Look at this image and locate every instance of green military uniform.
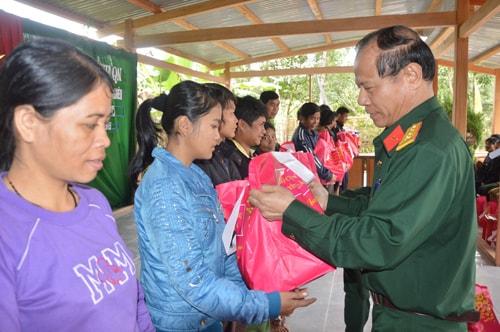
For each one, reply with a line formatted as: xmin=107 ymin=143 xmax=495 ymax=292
xmin=282 ymin=97 xmax=477 ymax=331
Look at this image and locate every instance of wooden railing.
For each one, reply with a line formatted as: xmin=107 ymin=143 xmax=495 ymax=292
xmin=347 ymin=153 xmax=374 ymax=189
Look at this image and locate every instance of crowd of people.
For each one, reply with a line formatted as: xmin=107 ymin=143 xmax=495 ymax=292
xmin=0 ymin=24 xmax=482 ymax=332
xmin=475 ymin=134 xmax=500 ymax=197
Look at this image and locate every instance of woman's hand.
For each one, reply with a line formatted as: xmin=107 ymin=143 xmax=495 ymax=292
xmin=279 ymin=288 xmax=316 ymax=316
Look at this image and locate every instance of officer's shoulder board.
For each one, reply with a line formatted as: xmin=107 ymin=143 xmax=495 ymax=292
xmin=396 ymin=121 xmax=422 ymax=151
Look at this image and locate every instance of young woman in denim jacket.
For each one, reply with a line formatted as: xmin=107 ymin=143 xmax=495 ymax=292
xmin=128 ymin=81 xmax=315 ymax=332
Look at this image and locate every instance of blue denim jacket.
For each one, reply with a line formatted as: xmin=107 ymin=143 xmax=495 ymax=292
xmin=134 ymin=148 xmax=279 ymax=331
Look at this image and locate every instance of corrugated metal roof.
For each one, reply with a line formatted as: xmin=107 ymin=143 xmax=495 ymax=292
xmin=11 ymin=0 xmax=500 ymax=71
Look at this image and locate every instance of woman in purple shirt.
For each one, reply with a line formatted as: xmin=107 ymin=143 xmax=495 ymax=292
xmin=0 ymin=39 xmax=153 ymax=332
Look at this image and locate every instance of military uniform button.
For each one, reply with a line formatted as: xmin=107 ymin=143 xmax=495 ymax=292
xmin=200 ymin=319 xmax=206 ymax=326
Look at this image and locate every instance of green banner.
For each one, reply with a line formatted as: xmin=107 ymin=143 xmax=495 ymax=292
xmin=22 ymin=19 xmax=137 ymax=209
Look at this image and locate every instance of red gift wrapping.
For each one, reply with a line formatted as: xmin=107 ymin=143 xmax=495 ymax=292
xmin=477 ymin=201 xmax=498 ymax=245
xmin=314 ymin=137 xmax=345 ymax=185
xmin=279 ymin=141 xmax=296 ymax=152
xmin=468 ymin=284 xmax=500 ymax=332
xmin=337 ymin=131 xmax=359 ymax=171
xmin=217 ymin=152 xmax=335 ymax=292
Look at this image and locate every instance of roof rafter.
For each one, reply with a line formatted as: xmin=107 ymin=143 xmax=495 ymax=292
xmin=470 ymin=44 xmax=500 ymax=64
xmin=426 ymin=0 xmax=444 ymax=13
xmin=459 ymin=0 xmax=500 ymax=38
xmin=430 ymin=0 xmax=499 ymax=66
xmin=306 ymin=0 xmax=332 ymax=44
xmin=432 ymin=30 xmax=456 ymax=59
xmin=127 ymin=0 xmax=162 ymax=14
xmin=171 ymin=18 xmax=249 ymax=59
xmin=97 ymin=0 xmax=258 ymax=37
xmin=235 ymin=5 xmax=289 ymax=52
xmin=429 ymin=26 xmax=455 ymax=57
xmin=126 ymin=0 xmax=250 ymax=62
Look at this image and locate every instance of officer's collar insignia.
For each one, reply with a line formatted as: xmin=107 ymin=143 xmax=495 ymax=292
xmin=396 ymin=122 xmax=422 ymax=151
xmin=383 ymin=125 xmax=404 ymax=152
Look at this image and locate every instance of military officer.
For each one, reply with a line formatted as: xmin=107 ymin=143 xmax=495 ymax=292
xmin=249 ymin=25 xmax=478 ymax=331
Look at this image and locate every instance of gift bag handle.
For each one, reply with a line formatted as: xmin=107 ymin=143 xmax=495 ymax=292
xmin=271 ymin=151 xmax=316 ymax=184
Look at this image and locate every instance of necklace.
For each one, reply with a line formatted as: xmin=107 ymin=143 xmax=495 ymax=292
xmin=5 ymin=175 xmax=78 ymax=208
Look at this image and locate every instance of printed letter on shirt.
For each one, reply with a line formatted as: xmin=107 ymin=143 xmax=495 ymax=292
xmin=73 ymin=242 xmax=136 ymax=304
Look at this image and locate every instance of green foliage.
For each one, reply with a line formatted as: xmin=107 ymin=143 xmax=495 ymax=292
xmin=436 ymin=66 xmax=494 ymax=153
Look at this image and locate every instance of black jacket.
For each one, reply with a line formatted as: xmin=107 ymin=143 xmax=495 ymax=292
xmin=194 ymin=141 xmax=242 ymax=187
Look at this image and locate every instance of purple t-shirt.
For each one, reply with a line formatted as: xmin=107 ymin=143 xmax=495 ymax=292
xmin=0 ymin=173 xmax=153 ymax=332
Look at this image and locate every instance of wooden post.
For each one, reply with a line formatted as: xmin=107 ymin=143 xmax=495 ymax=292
xmin=452 ymin=0 xmax=470 ymax=139
xmin=308 ymin=74 xmax=312 ymax=101
xmin=493 ymin=69 xmax=500 ymax=135
xmin=224 ymin=62 xmax=231 ymax=89
xmin=123 ymin=19 xmax=135 ymax=52
xmin=433 ymin=61 xmax=439 ymax=96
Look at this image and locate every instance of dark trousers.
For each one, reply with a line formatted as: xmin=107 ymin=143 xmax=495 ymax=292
xmin=344 ymin=268 xmax=370 ymax=332
xmin=340 ymin=173 xmax=349 ymax=193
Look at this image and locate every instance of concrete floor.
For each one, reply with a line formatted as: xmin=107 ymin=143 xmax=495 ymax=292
xmin=114 ymin=206 xmax=500 ymax=332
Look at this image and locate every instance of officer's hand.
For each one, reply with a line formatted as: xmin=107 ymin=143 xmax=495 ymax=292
xmin=279 ymin=288 xmax=316 ymax=316
xmin=249 ymin=184 xmax=295 ymax=221
xmin=308 ymin=180 xmax=328 ymax=211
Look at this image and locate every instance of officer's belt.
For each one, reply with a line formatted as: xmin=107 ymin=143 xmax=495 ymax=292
xmin=370 ymin=291 xmax=480 ymax=323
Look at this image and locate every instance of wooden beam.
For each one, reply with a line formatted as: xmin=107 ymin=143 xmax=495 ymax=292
xmin=493 ymin=69 xmax=500 ymax=141
xmin=307 ymin=0 xmax=332 ymax=44
xmin=429 ymin=26 xmax=454 ymax=50
xmin=426 ymin=0 xmax=444 ymax=13
xmin=460 ymin=0 xmax=500 ymax=38
xmin=471 ymin=44 xmax=500 ymax=64
xmin=432 ymin=34 xmax=455 ymax=60
xmin=123 ymin=19 xmax=135 ymax=52
xmin=235 ymin=5 xmax=289 ymax=52
xmin=127 ymin=0 xmax=251 ymax=62
xmin=224 ymin=62 xmax=231 ymax=88
xmin=452 ymin=0 xmax=470 ymax=139
xmin=470 ymin=0 xmax=488 ymax=6
xmin=230 ymin=66 xmax=354 ymax=78
xmin=477 ymin=236 xmax=498 ymax=266
xmin=208 ymin=39 xmax=359 ymax=71
xmin=437 ymin=59 xmax=496 ymax=75
xmin=136 ymin=54 xmax=225 ymax=83
xmin=375 ymin=0 xmax=383 ymax=16
xmin=127 ymin=0 xmax=162 ymax=14
xmin=156 ymin=47 xmax=215 ymax=68
xmin=97 ymin=0 xmax=257 ymax=37
xmin=133 ymin=11 xmax=456 ymax=48
xmin=171 ymin=18 xmax=249 ymax=60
